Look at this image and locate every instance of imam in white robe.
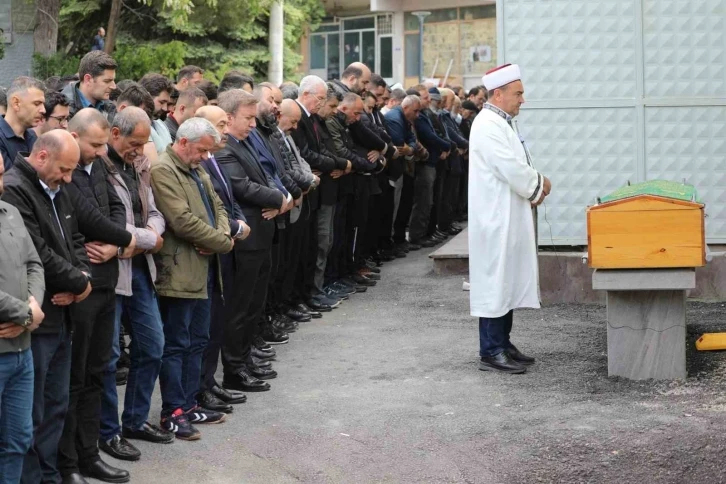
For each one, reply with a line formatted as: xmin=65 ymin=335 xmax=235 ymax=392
xmin=468 ymin=105 xmax=545 ymax=318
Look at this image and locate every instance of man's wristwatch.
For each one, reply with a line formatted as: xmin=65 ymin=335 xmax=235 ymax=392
xmin=21 ymin=308 xmax=33 ymax=328
xmin=117 ymin=246 xmax=123 ymax=258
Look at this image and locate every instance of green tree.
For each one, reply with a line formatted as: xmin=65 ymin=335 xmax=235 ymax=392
xmin=36 ymin=0 xmax=324 ymax=81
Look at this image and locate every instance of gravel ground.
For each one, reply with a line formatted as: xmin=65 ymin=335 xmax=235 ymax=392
xmin=105 ymin=245 xmax=726 ymax=484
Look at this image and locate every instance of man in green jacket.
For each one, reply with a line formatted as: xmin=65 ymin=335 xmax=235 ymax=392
xmin=150 ymin=117 xmax=233 ymax=441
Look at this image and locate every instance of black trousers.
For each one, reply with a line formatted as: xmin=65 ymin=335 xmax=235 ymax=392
xmin=352 ymin=182 xmax=371 ymax=265
xmin=302 ymin=203 xmax=319 ymax=299
xmin=58 ymin=289 xmax=116 ymax=475
xmin=393 ymin=174 xmax=415 ymax=244
xmin=376 ymin=177 xmax=396 ymax=250
xmin=428 ymin=165 xmax=447 ymax=236
xmin=221 ymin=247 xmax=271 ymax=376
xmin=266 ymin=227 xmax=285 ymax=317
xmin=440 ymin=172 xmax=461 ymax=231
xmin=325 ymin=195 xmax=349 ymax=285
xmin=291 ymin=199 xmax=313 ymax=304
xmin=201 ymin=251 xmax=234 ymax=391
xmin=280 ymin=218 xmax=302 ymax=308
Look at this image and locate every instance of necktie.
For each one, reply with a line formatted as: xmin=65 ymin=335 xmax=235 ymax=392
xmin=312 ymin=120 xmax=320 ymax=143
xmin=209 ymin=156 xmax=231 ymax=201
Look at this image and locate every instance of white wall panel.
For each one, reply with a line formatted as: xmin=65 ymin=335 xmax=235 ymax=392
xmin=498 ymin=0 xmax=726 ymax=245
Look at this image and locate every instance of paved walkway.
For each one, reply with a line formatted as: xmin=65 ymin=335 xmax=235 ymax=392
xmin=101 ymin=246 xmax=726 ymax=483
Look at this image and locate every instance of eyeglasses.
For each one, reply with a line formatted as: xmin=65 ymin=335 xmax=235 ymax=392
xmin=48 ymin=115 xmax=69 ymax=124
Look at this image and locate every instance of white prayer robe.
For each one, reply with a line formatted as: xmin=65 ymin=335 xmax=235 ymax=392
xmin=468 ymin=107 xmax=544 ymax=318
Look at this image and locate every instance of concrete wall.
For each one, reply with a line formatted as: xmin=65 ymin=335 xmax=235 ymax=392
xmin=0 ymin=0 xmax=36 ymax=87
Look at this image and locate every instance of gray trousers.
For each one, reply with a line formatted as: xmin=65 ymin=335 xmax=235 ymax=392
xmin=408 ymin=165 xmax=436 ymax=242
xmin=314 ymin=203 xmax=336 ymax=293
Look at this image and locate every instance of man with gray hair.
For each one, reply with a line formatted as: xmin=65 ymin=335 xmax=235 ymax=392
xmin=1 ymin=76 xmax=46 ymax=169
xmin=164 ymin=87 xmax=208 ymax=142
xmin=151 ymin=117 xmax=234 ymax=440
xmin=382 ymin=88 xmax=406 ymax=115
xmin=99 ymin=106 xmax=171 ymax=460
xmin=292 ymin=75 xmax=351 ymax=311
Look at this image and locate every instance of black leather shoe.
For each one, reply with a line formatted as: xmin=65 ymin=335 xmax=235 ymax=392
xmin=415 ymin=238 xmax=438 ymax=248
xmin=80 ymin=459 xmax=130 ymax=483
xmin=434 ymin=230 xmax=450 ymax=239
xmin=223 ymin=369 xmax=271 ymax=392
xmin=285 ymin=307 xmax=312 ymax=322
xmin=296 ymin=303 xmax=321 ymax=319
xmin=210 ymin=384 xmax=247 ymax=404
xmin=122 ymin=422 xmax=175 ymax=444
xmin=251 ymin=356 xmax=272 ymax=368
xmin=115 ymin=367 xmax=128 ymax=386
xmin=251 ymin=345 xmax=276 ymax=359
xmin=360 ymin=272 xmax=381 ymax=281
xmin=261 ymin=325 xmax=290 ymax=344
xmin=63 ymin=473 xmax=89 ymax=484
xmin=407 ymin=242 xmax=422 ymax=251
xmin=507 ymin=347 xmax=536 ymax=366
xmin=392 ymin=248 xmax=407 ymax=258
xmin=306 ymin=298 xmax=332 ymax=312
xmin=351 ymin=274 xmax=376 ymax=286
xmin=253 ymin=335 xmax=273 ymax=351
xmin=479 ymin=352 xmax=527 ymax=374
xmin=98 ymin=435 xmax=141 ymax=462
xmin=247 ymin=364 xmax=278 ymax=380
xmin=197 ymin=390 xmax=234 ymax=413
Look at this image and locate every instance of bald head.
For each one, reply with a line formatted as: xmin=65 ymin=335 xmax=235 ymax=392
xmin=69 ymin=108 xmax=111 ymax=165
xmin=195 ymin=104 xmax=229 ymax=149
xmin=68 ymin=107 xmax=110 ymax=136
xmin=278 ymin=98 xmax=302 ymax=134
xmin=29 ymin=130 xmax=81 ymax=189
xmin=340 ymin=62 xmax=372 ymax=94
xmin=338 ymin=93 xmax=365 ymax=125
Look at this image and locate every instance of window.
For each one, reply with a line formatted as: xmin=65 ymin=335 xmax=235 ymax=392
xmin=344 ymin=32 xmax=360 ymax=67
xmin=380 ymin=37 xmax=393 ymax=78
xmin=362 ymin=31 xmax=376 ymax=72
xmin=327 ymin=34 xmax=340 ymax=80
xmin=343 ymin=17 xmax=375 ymax=30
xmin=405 ymin=34 xmax=420 ymax=78
xmin=460 ymin=5 xmax=496 ymax=20
xmin=404 ymin=8 xmax=458 ymax=30
xmin=310 ymin=35 xmax=326 ymax=70
xmin=314 ymin=24 xmax=341 ymax=33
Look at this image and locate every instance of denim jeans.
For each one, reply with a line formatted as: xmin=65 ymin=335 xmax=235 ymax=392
xmin=158 ymin=275 xmax=213 ymax=415
xmin=22 ymin=326 xmax=72 ymax=484
xmin=0 ymin=348 xmax=34 ymax=484
xmin=479 ymin=311 xmax=514 ymax=358
xmin=100 ymin=266 xmax=164 ymax=440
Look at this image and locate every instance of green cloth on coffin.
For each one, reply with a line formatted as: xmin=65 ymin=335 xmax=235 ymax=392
xmin=600 ymin=180 xmax=700 ymax=204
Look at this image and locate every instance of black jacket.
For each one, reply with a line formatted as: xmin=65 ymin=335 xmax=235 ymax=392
xmin=291 ymin=102 xmax=347 ymax=208
xmin=61 ymin=81 xmax=113 ymax=120
xmin=67 ymin=160 xmax=132 ymax=289
xmin=201 ymin=155 xmax=246 ymax=237
xmin=165 ymin=115 xmax=180 ymax=142
xmin=215 ymin=136 xmax=282 ymax=251
xmin=255 ymin=118 xmax=302 ymax=201
xmin=2 ymin=155 xmax=91 ymax=333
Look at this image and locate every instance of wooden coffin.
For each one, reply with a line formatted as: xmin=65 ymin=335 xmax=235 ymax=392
xmin=587 ymin=193 xmax=705 ymax=269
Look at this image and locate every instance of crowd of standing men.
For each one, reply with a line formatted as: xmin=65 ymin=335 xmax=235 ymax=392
xmin=0 ymin=50 xmax=483 ymax=483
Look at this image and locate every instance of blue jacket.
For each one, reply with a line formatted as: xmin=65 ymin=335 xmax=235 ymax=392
xmin=414 ymin=112 xmax=453 ymax=167
xmin=201 ymin=154 xmax=246 ymax=237
xmin=384 ymin=106 xmax=417 ymax=149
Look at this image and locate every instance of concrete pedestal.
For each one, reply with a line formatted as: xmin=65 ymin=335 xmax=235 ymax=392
xmin=592 ymin=269 xmax=696 ymax=380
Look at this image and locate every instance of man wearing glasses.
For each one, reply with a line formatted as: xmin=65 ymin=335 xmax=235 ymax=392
xmin=34 ymin=91 xmax=71 ymax=136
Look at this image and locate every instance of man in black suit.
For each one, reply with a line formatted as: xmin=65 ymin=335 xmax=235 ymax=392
xmin=291 ymin=75 xmax=350 ymax=311
xmin=2 ymin=130 xmax=130 ymax=484
xmin=215 ymin=89 xmax=288 ymax=395
xmin=195 ymin=105 xmax=252 ymax=412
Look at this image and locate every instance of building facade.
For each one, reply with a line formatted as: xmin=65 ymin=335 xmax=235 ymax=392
xmin=0 ymin=0 xmax=35 ymax=87
xmin=303 ymin=0 xmax=496 ymax=89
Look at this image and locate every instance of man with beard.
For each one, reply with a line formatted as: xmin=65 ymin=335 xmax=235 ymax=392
xmin=1 ymin=77 xmax=45 ymax=169
xmin=33 ymin=91 xmax=71 ymax=136
xmin=249 ymin=82 xmax=300 ymax=342
xmin=138 ymin=73 xmax=174 ymax=154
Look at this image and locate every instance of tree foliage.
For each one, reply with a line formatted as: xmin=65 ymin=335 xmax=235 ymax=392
xmin=34 ymin=0 xmax=324 ymax=81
